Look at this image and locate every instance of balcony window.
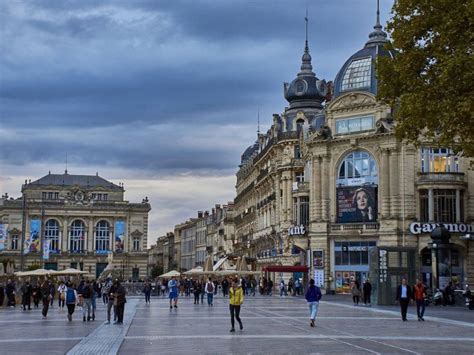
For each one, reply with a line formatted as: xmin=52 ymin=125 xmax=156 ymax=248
xmin=11 ymin=234 xmax=19 ymax=250
xmin=95 ymin=220 xmax=110 ymax=253
xmin=70 ymin=220 xmax=85 ymax=253
xmin=420 ymin=148 xmax=459 ymax=173
xmin=419 ymin=189 xmax=463 ymax=223
xmin=293 ymin=196 xmax=309 ymax=226
xmin=133 ymin=236 xmax=140 ymax=251
xmin=44 ymin=219 xmax=60 ymax=253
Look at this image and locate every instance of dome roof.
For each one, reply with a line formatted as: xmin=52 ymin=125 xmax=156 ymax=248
xmin=333 ymin=4 xmax=394 ymax=98
xmin=284 ymin=40 xmax=327 ymax=110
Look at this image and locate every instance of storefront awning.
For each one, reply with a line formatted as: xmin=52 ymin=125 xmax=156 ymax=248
xmin=263 ymin=265 xmax=309 ymax=273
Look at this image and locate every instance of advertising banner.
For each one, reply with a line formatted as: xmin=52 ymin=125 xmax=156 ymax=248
xmin=42 ymin=239 xmax=50 ymax=260
xmin=0 ymin=224 xmax=6 ymax=252
xmin=336 ymin=186 xmax=378 ymax=223
xmin=115 ymin=220 xmax=125 ymax=253
xmin=312 ymin=250 xmax=324 ymax=269
xmin=25 ymin=219 xmax=41 ymax=254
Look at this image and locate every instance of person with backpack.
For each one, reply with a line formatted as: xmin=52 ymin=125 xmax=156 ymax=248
xmin=65 ymin=282 xmax=78 ymax=322
xmin=205 ymin=278 xmax=215 ymax=306
xmin=305 ymin=279 xmax=322 ymax=327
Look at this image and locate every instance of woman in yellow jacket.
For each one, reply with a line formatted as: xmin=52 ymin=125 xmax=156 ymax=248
xmin=229 ymin=279 xmax=244 ymax=332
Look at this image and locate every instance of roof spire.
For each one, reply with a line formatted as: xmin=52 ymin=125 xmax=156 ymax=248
xmin=65 ymin=153 xmax=68 ymax=174
xmin=257 ymin=108 xmax=260 ymax=135
xmin=300 ymin=8 xmax=313 ymax=74
xmin=365 ymin=0 xmax=388 ymax=47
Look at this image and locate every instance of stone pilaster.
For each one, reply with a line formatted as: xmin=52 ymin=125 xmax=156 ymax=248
xmin=321 ymin=155 xmax=330 ymax=221
xmin=381 ymin=149 xmax=391 ymax=218
xmin=389 ymin=150 xmax=399 ymax=218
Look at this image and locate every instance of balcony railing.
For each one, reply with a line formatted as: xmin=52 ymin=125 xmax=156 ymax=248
xmin=330 ymin=222 xmax=380 ymax=232
xmin=417 ymin=172 xmax=465 ymax=185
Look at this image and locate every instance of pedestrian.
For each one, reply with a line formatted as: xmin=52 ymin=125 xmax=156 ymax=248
xmin=396 ymin=277 xmax=412 ymax=321
xmin=250 ymin=277 xmax=257 ymax=296
xmin=241 ymin=278 xmax=247 ymax=296
xmin=222 ymin=278 xmax=229 ymax=297
xmin=57 ymin=281 xmax=67 ymax=310
xmin=65 ymin=282 xmax=77 ymax=322
xmin=305 ymin=279 xmax=322 ymax=327
xmin=82 ymin=280 xmax=93 ymax=322
xmin=351 ymin=280 xmax=361 ymax=305
xmin=205 ymin=278 xmax=215 ymax=306
xmin=193 ymin=280 xmax=202 ymax=304
xmin=41 ymin=280 xmax=51 ymax=318
xmin=0 ymin=282 xmax=4 ymax=306
xmin=229 ymin=279 xmax=243 ymax=332
xmin=49 ymin=281 xmax=56 ymax=307
xmin=6 ymin=279 xmax=16 ymax=308
xmin=280 ymin=279 xmax=288 ymax=297
xmin=168 ymin=277 xmax=179 ymax=309
xmin=200 ymin=279 xmax=206 ymax=304
xmin=114 ymin=280 xmax=126 ymax=324
xmin=413 ymin=278 xmax=427 ymax=321
xmin=32 ymin=283 xmax=41 ymax=308
xmin=363 ymin=279 xmax=372 ymax=306
xmin=267 ymin=279 xmax=273 ymax=296
xmin=105 ymin=279 xmax=117 ymax=324
xmin=103 ymin=279 xmax=112 ymax=304
xmin=21 ymin=281 xmax=32 ymax=311
xmin=294 ymin=278 xmax=301 ymax=296
xmin=288 ymin=278 xmax=294 ymax=296
xmin=91 ymin=280 xmax=99 ymax=320
xmin=143 ymin=280 xmax=151 ymax=304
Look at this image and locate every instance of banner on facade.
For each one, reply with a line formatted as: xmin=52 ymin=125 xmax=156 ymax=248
xmin=336 ymin=186 xmax=378 ymax=223
xmin=25 ymin=219 xmax=41 ymax=254
xmin=0 ymin=224 xmax=6 ymax=252
xmin=115 ymin=220 xmax=125 ymax=252
xmin=42 ymin=239 xmax=50 ymax=260
xmin=312 ymin=250 xmax=324 ymax=269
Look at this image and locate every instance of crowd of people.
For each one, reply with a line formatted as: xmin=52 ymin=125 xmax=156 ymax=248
xmin=0 ymin=277 xmax=127 ymax=324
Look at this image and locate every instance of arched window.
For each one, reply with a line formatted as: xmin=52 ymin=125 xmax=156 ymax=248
xmin=95 ymin=220 xmax=110 ymax=253
xmin=296 ymin=119 xmax=305 ymax=132
xmin=44 ymin=219 xmax=60 ymax=253
xmin=338 ymin=151 xmax=378 ymax=184
xmin=70 ymin=220 xmax=85 ymax=253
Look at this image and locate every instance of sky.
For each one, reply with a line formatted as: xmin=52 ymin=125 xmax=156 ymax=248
xmin=0 ymin=0 xmax=394 ymax=246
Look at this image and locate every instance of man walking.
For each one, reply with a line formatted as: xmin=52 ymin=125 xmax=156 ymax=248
xmin=305 ymin=279 xmax=322 ymax=327
xmin=82 ymin=280 xmax=93 ymax=322
xmin=105 ymin=279 xmax=117 ymax=324
xmin=143 ymin=280 xmax=151 ymax=304
xmin=114 ymin=280 xmax=126 ymax=324
xmin=21 ymin=281 xmax=32 ymax=311
xmin=6 ymin=279 xmax=15 ymax=308
xmin=396 ymin=277 xmax=412 ymax=321
xmin=229 ymin=279 xmax=243 ymax=332
xmin=414 ymin=278 xmax=427 ymax=321
xmin=205 ymin=278 xmax=214 ymax=306
xmin=41 ymin=280 xmax=51 ymax=318
xmin=168 ymin=277 xmax=179 ymax=309
xmin=363 ymin=279 xmax=372 ymax=306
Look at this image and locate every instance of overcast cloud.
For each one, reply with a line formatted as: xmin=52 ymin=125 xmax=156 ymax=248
xmin=0 ymin=0 xmax=393 ymax=244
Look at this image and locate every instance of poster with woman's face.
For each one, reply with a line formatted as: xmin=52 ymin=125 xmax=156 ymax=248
xmin=336 ymin=186 xmax=378 ymax=223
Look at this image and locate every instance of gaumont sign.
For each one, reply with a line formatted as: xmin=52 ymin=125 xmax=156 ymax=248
xmin=409 ymin=222 xmax=474 ymax=235
xmin=288 ymin=225 xmax=306 ymax=236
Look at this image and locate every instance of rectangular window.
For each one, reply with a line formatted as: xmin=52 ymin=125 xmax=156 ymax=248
xmin=299 ymin=196 xmax=309 ymax=226
xmin=133 ymin=237 xmax=140 ymax=251
xmin=433 ymin=189 xmax=457 ymax=223
xmin=419 ymin=190 xmax=429 ymax=222
xmin=420 ymin=148 xmax=459 ymax=173
xmin=335 ymin=115 xmax=375 ymax=134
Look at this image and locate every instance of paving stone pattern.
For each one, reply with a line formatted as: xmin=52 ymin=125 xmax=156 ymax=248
xmin=1 ymin=294 xmax=473 ymax=354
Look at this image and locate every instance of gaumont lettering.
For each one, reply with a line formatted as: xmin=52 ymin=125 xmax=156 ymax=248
xmin=288 ymin=225 xmax=306 ymax=236
xmin=409 ymin=222 xmax=474 ymax=235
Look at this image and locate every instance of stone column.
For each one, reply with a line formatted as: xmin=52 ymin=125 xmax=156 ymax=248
xmin=88 ymin=218 xmax=94 ymax=253
xmin=381 ymin=149 xmax=391 ymax=218
xmin=456 ymin=189 xmax=461 ymax=223
xmin=389 ymin=150 xmax=399 ymax=218
xmin=287 ymin=173 xmax=293 ymax=223
xmin=312 ymin=156 xmax=321 ymax=222
xmin=321 ymin=155 xmax=330 ymax=221
xmin=275 ymin=177 xmax=281 ymax=226
xmin=62 ymin=217 xmax=68 ymax=253
xmin=428 ymin=189 xmax=434 ymax=222
xmin=281 ymin=177 xmax=287 ymax=222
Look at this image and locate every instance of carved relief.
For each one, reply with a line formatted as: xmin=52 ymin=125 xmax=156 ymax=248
xmin=329 ymin=92 xmax=376 ymax=112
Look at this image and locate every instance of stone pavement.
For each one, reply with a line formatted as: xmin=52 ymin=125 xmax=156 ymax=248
xmin=1 ymin=294 xmax=473 ymax=354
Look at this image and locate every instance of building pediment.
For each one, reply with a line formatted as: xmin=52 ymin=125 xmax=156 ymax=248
xmin=327 ymin=91 xmax=376 ymax=113
xmin=131 ymin=229 xmax=143 ymax=237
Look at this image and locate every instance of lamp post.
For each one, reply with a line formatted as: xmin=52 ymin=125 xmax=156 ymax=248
xmin=430 ymin=226 xmax=452 ymax=291
xmin=20 ymin=191 xmax=26 ymax=271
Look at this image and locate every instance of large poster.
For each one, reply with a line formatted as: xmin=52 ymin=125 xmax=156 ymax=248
xmin=42 ymin=239 xmax=50 ymax=260
xmin=0 ymin=224 xmax=6 ymax=251
xmin=336 ymin=186 xmax=377 ymax=223
xmin=115 ymin=220 xmax=125 ymax=253
xmin=25 ymin=219 xmax=41 ymax=254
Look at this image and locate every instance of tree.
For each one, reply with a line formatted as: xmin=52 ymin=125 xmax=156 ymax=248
xmin=150 ymin=264 xmax=163 ymax=279
xmin=377 ymin=0 xmax=474 ymax=156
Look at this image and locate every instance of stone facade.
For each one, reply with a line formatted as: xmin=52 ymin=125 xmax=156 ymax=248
xmin=0 ymin=172 xmax=151 ymax=280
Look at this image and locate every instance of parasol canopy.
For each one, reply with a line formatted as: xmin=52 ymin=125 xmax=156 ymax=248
xmin=14 ymin=268 xmax=59 ymax=277
xmin=159 ymin=270 xmax=181 ymax=278
xmin=56 ymin=268 xmax=88 ymax=276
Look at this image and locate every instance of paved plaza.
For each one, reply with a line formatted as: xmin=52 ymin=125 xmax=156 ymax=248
xmin=1 ymin=295 xmax=473 ymax=354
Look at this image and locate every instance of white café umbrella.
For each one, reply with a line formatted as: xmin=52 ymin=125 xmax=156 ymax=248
xmin=159 ymin=270 xmax=181 ymax=278
xmin=56 ymin=268 xmax=88 ymax=276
